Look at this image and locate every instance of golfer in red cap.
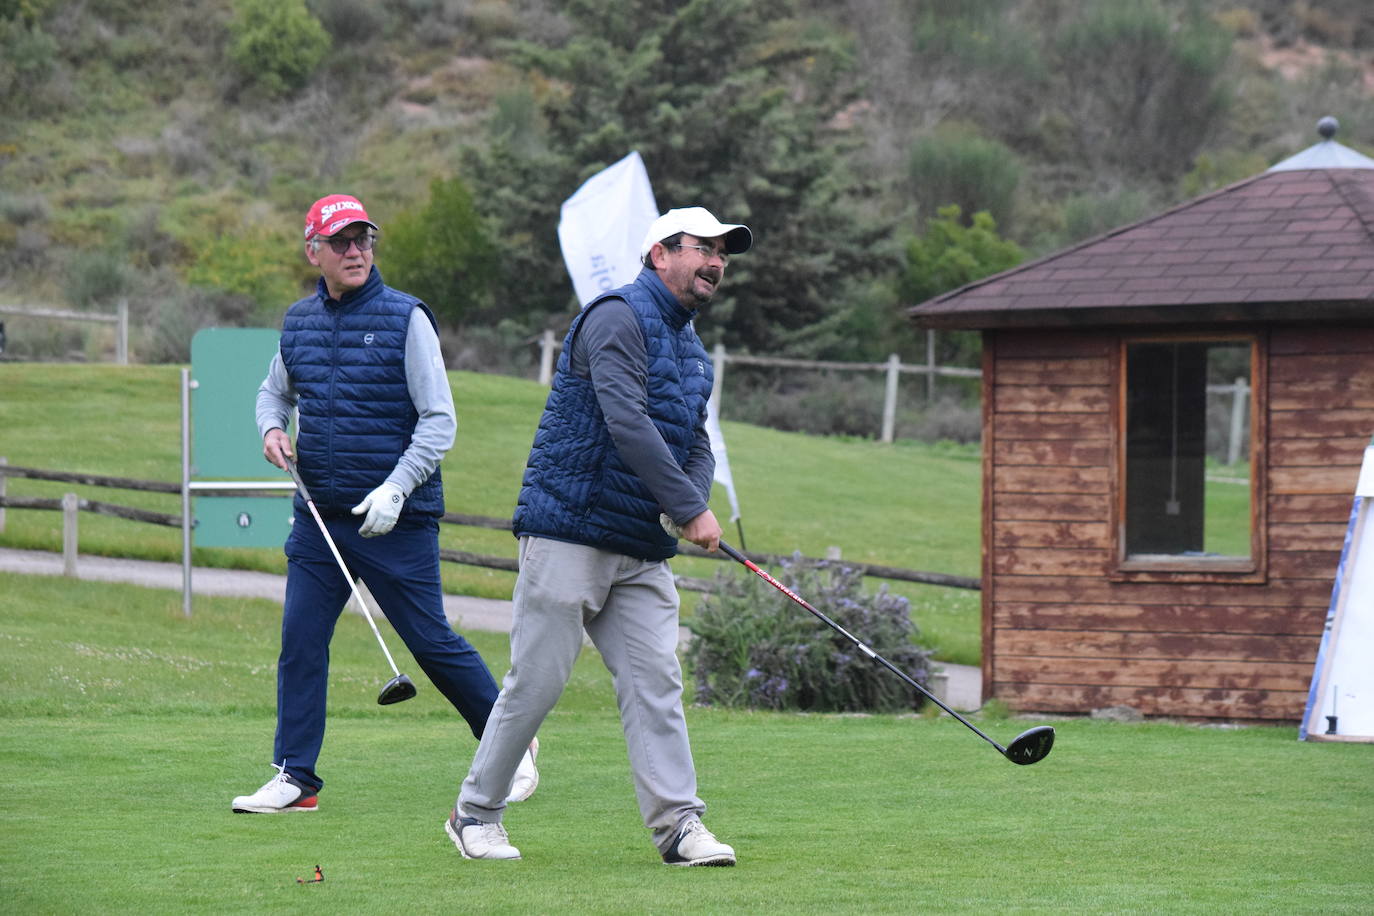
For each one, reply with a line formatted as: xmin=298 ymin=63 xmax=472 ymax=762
xmin=232 ymin=194 xmax=538 ymax=816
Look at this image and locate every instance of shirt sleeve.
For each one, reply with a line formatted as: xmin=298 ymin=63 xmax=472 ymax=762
xmin=389 ymin=306 xmax=457 ymax=496
xmin=573 ymin=299 xmax=712 ymax=523
xmin=255 ymin=348 xmax=297 ymax=440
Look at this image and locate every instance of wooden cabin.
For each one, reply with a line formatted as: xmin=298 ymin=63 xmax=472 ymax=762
xmin=909 ymin=122 xmax=1374 ymax=722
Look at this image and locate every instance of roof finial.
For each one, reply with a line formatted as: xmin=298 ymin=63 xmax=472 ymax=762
xmin=1318 ymin=116 xmax=1339 ymax=140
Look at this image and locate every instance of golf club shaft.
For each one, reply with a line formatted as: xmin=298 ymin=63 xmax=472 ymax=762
xmin=716 ymin=540 xmax=1009 ymax=755
xmin=284 ymin=460 xmax=403 ymax=679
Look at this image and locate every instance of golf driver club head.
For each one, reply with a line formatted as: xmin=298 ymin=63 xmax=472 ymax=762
xmin=377 ymin=673 xmax=417 ymax=705
xmin=1003 ymin=725 xmax=1055 ymax=765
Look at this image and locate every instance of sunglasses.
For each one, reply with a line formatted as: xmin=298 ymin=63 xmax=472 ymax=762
xmin=318 ymin=232 xmax=377 ymax=255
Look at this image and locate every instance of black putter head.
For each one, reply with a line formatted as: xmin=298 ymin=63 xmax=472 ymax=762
xmin=1004 ymin=725 xmax=1055 ymax=765
xmin=378 ymin=673 xmax=417 ymax=705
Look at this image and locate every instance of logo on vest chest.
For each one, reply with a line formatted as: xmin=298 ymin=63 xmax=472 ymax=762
xmin=696 ymin=359 xmax=705 ymax=375
xmin=364 ymin=333 xmax=375 ymax=345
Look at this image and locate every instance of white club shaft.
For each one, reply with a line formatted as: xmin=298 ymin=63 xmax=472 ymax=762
xmin=302 ymin=500 xmax=403 ymax=678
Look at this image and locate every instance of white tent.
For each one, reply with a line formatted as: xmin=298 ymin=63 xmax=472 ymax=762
xmin=1301 ymin=438 xmax=1374 ymax=742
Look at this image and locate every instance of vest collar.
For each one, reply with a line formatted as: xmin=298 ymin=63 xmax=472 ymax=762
xmin=317 ymin=266 xmax=384 ymax=310
xmin=635 ymin=268 xmax=697 ymax=330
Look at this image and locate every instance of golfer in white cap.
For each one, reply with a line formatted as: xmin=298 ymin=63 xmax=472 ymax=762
xmin=446 ymin=206 xmax=751 ymax=866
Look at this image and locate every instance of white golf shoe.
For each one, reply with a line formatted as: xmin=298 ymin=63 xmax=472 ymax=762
xmin=445 ymin=805 xmax=521 ymax=860
xmin=231 ymin=763 xmax=318 ymax=813
xmin=505 ymin=737 xmax=540 ymax=803
xmin=661 ymin=818 xmax=736 ymax=866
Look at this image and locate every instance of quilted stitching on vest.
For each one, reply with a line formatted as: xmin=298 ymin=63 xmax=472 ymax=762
xmin=513 ymin=269 xmax=712 ymax=560
xmin=280 ymin=268 xmax=445 ymax=518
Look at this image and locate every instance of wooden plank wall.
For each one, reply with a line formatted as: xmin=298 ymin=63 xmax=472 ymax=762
xmin=984 ymin=326 xmax=1374 ymax=722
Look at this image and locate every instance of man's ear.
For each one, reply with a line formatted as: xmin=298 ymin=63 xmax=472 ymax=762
xmin=304 ymin=241 xmax=320 ymax=267
xmin=647 ymin=241 xmax=667 ymax=272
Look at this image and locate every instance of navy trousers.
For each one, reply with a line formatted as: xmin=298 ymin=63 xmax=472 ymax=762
xmin=274 ymin=509 xmax=499 ymax=790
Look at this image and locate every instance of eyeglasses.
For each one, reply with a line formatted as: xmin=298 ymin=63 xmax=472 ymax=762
xmin=318 ymin=232 xmax=376 ymax=255
xmin=670 ymin=242 xmax=729 ymax=264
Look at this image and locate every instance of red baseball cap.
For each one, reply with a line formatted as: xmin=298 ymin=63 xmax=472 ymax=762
xmin=304 ymin=194 xmax=379 ymax=241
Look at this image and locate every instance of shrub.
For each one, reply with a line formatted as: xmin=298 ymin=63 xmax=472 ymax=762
xmin=310 ymin=0 xmax=389 ymax=44
xmin=383 ymin=175 xmax=499 ymax=326
xmin=909 ymin=128 xmax=1022 ymax=232
xmin=0 ymin=16 xmax=58 ymax=116
xmin=901 ymin=396 xmax=982 ymax=445
xmin=227 ymin=0 xmax=330 ymax=97
xmin=61 ymin=250 xmax=134 ymax=308
xmin=686 ymin=554 xmax=934 ymax=713
xmin=184 ymin=227 xmax=306 ymax=321
xmin=899 ymin=205 xmax=1025 ymax=307
xmin=722 ymin=368 xmax=885 ymax=439
xmin=1052 ymin=0 xmax=1232 ymax=179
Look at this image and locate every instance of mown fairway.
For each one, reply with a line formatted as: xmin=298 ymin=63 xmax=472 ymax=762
xmin=2 ymin=574 xmax=1371 ymax=914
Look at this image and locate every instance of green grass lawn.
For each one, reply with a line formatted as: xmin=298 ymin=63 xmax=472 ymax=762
xmin=0 ymin=364 xmax=983 ymax=664
xmin=3 ymin=573 xmax=1370 ymax=914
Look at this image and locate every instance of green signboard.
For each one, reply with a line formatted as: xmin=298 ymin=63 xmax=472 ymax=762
xmin=194 ymin=496 xmax=294 ymax=548
xmin=190 ymin=327 xmax=283 ymax=478
xmin=190 ymin=327 xmax=294 ymax=548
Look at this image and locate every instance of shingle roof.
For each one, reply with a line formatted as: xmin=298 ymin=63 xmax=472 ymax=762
xmin=909 ymin=168 xmax=1374 ymax=329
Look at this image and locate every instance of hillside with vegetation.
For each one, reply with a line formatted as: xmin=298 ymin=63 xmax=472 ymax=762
xmin=2 ymin=0 xmax=1371 ymax=389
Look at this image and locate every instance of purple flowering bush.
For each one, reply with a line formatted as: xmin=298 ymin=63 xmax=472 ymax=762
xmin=685 ymin=554 xmax=934 ymax=712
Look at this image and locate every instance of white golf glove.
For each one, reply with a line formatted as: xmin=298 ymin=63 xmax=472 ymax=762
xmin=352 ymin=482 xmax=404 ymax=537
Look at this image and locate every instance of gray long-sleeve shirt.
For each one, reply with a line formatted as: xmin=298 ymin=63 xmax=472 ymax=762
xmin=570 ymin=298 xmax=715 ymax=525
xmin=255 ymin=306 xmax=455 ymax=496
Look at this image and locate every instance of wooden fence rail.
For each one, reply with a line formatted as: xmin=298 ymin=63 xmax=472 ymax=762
xmin=0 ymin=301 xmax=129 ymax=364
xmin=536 ymin=330 xmax=982 ymax=443
xmin=0 ymin=461 xmax=978 ymax=592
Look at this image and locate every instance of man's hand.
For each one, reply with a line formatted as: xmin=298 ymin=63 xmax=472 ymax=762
xmin=352 ymin=482 xmax=405 ymax=537
xmin=679 ymin=508 xmax=722 ymax=552
xmin=263 ymin=428 xmax=294 ymax=470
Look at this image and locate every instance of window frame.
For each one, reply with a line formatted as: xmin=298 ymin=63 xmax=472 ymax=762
xmin=1110 ymin=331 xmax=1267 ymax=583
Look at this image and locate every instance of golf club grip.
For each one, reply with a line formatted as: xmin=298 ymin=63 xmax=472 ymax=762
xmin=717 ymin=539 xmax=1005 ymax=753
xmin=282 ymin=456 xmax=312 ymax=502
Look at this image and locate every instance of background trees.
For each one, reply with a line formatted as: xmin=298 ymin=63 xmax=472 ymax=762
xmin=0 ymin=0 xmax=1370 ymax=376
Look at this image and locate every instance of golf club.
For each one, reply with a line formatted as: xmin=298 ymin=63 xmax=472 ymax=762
xmin=284 ymin=457 xmax=417 ymax=705
xmin=663 ymin=517 xmax=1053 ymax=765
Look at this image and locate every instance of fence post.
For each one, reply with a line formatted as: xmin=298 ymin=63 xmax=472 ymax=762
xmin=0 ymin=456 xmax=6 ymax=533
xmin=1228 ymin=376 xmax=1249 ymax=466
xmin=881 ymin=353 xmax=900 ymax=443
xmin=925 ymin=330 xmax=936 ymax=403
xmin=62 ymin=492 xmax=79 ymax=576
xmin=116 ymin=299 xmax=129 ymax=365
xmin=538 ymin=329 xmax=555 ymax=386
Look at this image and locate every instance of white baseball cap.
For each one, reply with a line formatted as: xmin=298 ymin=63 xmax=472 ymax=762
xmin=639 ymin=206 xmax=752 ymax=259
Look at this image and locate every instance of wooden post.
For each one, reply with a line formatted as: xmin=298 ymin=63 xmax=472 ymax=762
xmin=925 ymin=330 xmax=936 ymax=403
xmin=0 ymin=456 xmax=6 ymax=533
xmin=62 ymin=492 xmax=79 ymax=576
xmin=116 ymin=299 xmax=129 ymax=365
xmin=1228 ymin=376 xmax=1249 ymax=466
xmin=881 ymin=353 xmax=900 ymax=443
xmin=538 ymin=329 xmax=555 ymax=386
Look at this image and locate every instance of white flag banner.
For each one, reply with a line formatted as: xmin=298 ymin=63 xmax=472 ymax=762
xmin=556 ymin=151 xmax=743 ymax=527
xmin=705 ymin=398 xmax=741 ymax=523
xmin=558 ymin=151 xmax=658 ymax=306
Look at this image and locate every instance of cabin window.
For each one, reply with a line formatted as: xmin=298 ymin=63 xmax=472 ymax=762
xmin=1119 ymin=337 xmax=1257 ymax=573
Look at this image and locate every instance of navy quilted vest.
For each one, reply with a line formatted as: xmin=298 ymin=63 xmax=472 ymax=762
xmin=512 ymin=269 xmax=713 ymax=561
xmin=280 ymin=267 xmax=445 ymax=518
